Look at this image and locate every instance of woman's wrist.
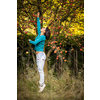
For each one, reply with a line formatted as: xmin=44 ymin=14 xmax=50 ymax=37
xmin=28 ymin=39 xmax=31 ymax=42
xmin=37 ymin=12 xmax=40 ymax=17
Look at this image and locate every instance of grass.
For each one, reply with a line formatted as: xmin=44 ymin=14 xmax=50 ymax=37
xmin=17 ymin=67 xmax=84 ymax=100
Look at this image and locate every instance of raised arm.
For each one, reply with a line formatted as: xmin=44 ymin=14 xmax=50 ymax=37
xmin=37 ymin=12 xmax=41 ymax=36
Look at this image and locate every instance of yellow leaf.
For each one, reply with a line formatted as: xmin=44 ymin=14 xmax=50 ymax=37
xmin=41 ymin=0 xmax=44 ymax=2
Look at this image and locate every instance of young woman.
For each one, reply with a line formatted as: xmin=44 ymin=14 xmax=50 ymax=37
xmin=28 ymin=12 xmax=50 ymax=92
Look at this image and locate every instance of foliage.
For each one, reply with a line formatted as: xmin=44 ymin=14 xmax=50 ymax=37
xmin=17 ymin=0 xmax=84 ymax=64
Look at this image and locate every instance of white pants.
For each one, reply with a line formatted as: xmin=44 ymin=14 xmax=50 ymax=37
xmin=36 ymin=52 xmax=46 ymax=86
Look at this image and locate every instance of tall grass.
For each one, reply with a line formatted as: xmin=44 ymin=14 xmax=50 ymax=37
xmin=17 ymin=66 xmax=84 ymax=100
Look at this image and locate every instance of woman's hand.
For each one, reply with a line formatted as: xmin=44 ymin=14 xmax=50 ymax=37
xmin=37 ymin=12 xmax=40 ymax=17
xmin=28 ymin=39 xmax=31 ymax=42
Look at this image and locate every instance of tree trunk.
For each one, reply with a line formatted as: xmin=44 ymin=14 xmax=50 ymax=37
xmin=74 ymin=50 xmax=76 ymax=75
xmin=28 ymin=43 xmax=37 ymax=68
xmin=82 ymin=51 xmax=84 ymax=68
xmin=43 ymin=46 xmax=48 ymax=75
xmin=31 ymin=49 xmax=37 ymax=68
xmin=75 ymin=49 xmax=78 ymax=75
xmin=59 ymin=56 xmax=63 ymax=74
xmin=44 ymin=47 xmax=54 ymax=75
xmin=44 ymin=59 xmax=48 ymax=76
xmin=26 ymin=48 xmax=30 ymax=68
xmin=68 ymin=48 xmax=72 ymax=68
xmin=59 ymin=57 xmax=60 ymax=73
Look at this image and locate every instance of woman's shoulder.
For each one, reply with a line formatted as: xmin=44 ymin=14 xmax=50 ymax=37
xmin=35 ymin=35 xmax=45 ymax=39
xmin=40 ymin=35 xmax=46 ymax=40
xmin=40 ymin=35 xmax=45 ymax=37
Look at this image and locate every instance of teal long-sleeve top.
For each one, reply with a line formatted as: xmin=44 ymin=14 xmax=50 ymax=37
xmin=29 ymin=17 xmax=46 ymax=52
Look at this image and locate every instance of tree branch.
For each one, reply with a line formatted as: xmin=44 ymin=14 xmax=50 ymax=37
xmin=46 ymin=48 xmax=54 ymax=59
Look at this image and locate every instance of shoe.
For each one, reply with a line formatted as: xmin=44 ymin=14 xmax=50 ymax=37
xmin=38 ymin=84 xmax=46 ymax=92
xmin=38 ymin=84 xmax=45 ymax=88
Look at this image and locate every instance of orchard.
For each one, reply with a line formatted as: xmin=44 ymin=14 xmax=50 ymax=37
xmin=17 ymin=0 xmax=84 ymax=76
xmin=17 ymin=0 xmax=84 ymax=99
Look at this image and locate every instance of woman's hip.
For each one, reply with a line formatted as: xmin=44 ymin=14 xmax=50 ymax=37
xmin=36 ymin=52 xmax=46 ymax=62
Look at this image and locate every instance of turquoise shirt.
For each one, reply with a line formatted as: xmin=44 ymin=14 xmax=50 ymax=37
xmin=29 ymin=17 xmax=46 ymax=52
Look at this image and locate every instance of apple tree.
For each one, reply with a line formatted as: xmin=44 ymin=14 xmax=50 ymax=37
xmin=17 ymin=0 xmax=84 ymax=75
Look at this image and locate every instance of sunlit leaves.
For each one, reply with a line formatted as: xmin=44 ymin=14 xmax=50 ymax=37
xmin=17 ymin=0 xmax=84 ymax=58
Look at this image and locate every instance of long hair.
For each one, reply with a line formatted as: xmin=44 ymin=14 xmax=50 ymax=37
xmin=44 ymin=27 xmax=50 ymax=40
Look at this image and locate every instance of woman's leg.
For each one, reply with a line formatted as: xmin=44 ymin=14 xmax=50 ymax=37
xmin=38 ymin=60 xmax=45 ymax=86
xmin=36 ymin=52 xmax=46 ymax=86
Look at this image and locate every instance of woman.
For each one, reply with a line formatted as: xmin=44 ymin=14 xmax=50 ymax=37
xmin=28 ymin=12 xmax=50 ymax=92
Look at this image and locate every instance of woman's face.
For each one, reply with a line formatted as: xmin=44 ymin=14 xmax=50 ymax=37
xmin=40 ymin=27 xmax=46 ymax=34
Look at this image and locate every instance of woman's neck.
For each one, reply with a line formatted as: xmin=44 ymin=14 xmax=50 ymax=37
xmin=40 ymin=32 xmax=44 ymax=35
